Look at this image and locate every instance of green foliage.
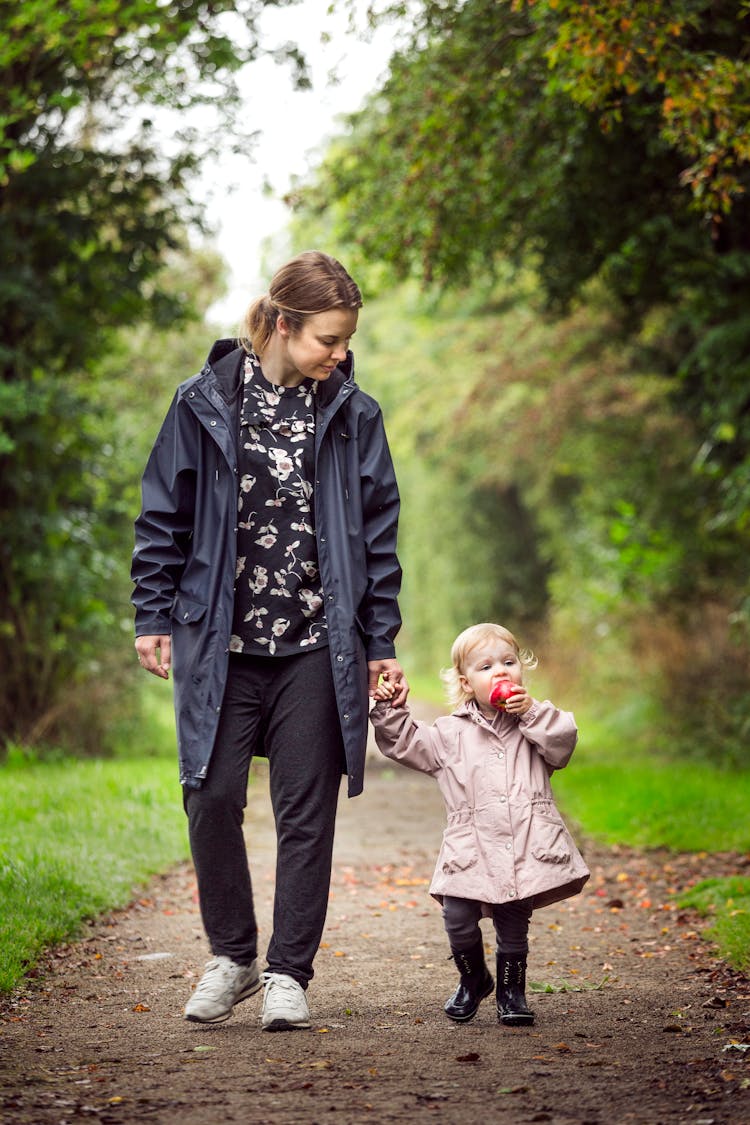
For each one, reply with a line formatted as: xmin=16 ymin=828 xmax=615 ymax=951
xmin=0 ymin=0 xmax=294 ymax=750
xmin=677 ymin=877 xmax=750 ymax=972
xmin=0 ymin=376 xmax=133 ymax=748
xmin=0 ymin=0 xmax=307 ymax=185
xmin=289 ymin=0 xmax=750 ymax=762
xmin=541 ymin=0 xmax=750 ymax=220
xmin=0 ymin=752 xmax=188 ymax=992
xmin=0 ymin=245 xmax=227 ymax=754
xmin=292 ymin=0 xmax=750 ymax=536
xmin=344 ymin=272 xmax=750 ymax=765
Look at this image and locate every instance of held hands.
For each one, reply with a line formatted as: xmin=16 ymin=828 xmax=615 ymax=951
xmin=135 ymin=635 xmax=171 ymax=680
xmin=368 ymin=658 xmax=409 ymax=707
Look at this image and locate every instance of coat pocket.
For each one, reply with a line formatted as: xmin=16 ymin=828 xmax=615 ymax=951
xmin=170 ymin=593 xmax=210 ymax=678
xmin=529 ymin=801 xmax=572 ymax=865
xmin=440 ymin=823 xmax=479 ymax=875
xmin=170 ymin=593 xmax=208 ymax=625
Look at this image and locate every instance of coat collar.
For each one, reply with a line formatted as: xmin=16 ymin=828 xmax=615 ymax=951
xmin=455 ymin=699 xmax=507 ymax=728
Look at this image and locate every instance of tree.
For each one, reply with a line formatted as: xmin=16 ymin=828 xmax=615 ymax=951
xmin=0 ymin=0 xmax=306 ymax=750
xmin=290 ymin=0 xmax=750 ymax=760
xmin=291 ymin=1 xmax=750 ymax=531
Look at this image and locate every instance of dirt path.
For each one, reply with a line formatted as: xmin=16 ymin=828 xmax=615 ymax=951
xmin=1 ymin=759 xmax=749 ymax=1125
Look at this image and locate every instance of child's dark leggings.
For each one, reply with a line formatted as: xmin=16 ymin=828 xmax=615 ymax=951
xmin=442 ymin=894 xmax=533 ymax=955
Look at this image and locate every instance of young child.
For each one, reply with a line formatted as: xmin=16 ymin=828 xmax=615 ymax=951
xmin=370 ymin=623 xmax=589 ymax=1026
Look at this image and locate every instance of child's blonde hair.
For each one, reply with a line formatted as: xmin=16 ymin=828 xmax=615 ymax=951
xmin=441 ymin=623 xmax=538 ymax=708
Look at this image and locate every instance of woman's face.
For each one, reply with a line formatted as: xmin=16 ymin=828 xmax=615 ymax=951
xmin=280 ymin=308 xmax=358 ymax=384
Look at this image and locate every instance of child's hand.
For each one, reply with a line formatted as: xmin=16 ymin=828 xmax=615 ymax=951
xmin=505 ymin=685 xmax=532 ymax=716
xmin=372 ymin=675 xmax=398 ymax=703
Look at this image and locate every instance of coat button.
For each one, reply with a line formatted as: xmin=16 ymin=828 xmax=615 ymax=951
xmin=210 ymin=420 xmax=217 ymax=427
xmin=508 ymin=889 xmax=516 ymax=898
xmin=343 ymin=713 xmax=350 ymax=721
xmin=336 ymin=654 xmax=344 ymax=662
xmin=497 ymin=751 xmax=504 ymax=760
xmin=499 ymin=795 xmax=507 ymax=803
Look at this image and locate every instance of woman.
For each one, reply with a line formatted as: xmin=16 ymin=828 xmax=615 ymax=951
xmin=132 ymin=251 xmax=407 ymax=1031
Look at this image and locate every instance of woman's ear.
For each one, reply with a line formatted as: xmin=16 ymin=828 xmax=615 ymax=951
xmin=276 ymin=314 xmax=290 ymax=339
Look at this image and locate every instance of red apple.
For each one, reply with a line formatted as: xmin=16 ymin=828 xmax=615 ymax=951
xmin=490 ymin=680 xmax=517 ymax=710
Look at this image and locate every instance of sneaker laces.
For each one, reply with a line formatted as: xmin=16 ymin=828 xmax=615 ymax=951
xmin=262 ymin=972 xmax=300 ymax=996
xmin=193 ymin=957 xmax=236 ymax=996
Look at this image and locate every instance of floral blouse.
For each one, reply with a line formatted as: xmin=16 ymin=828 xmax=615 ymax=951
xmin=230 ymin=352 xmax=327 ymax=656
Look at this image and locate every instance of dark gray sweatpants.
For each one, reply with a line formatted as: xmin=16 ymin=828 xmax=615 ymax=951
xmin=183 ymin=647 xmax=345 ymax=987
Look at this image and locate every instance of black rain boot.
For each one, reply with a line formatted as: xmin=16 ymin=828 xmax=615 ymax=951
xmin=496 ymin=953 xmax=534 ymax=1026
xmin=444 ymin=940 xmax=494 ymax=1022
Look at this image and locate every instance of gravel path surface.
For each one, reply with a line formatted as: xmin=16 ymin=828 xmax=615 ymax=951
xmin=2 ymin=759 xmax=749 ymax=1124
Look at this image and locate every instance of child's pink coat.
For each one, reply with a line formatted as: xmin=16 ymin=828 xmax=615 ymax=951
xmin=370 ymin=699 xmax=589 ymax=910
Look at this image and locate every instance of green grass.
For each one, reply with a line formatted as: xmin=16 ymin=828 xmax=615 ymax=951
xmin=549 ymin=698 xmax=750 ymax=972
xmin=675 ymin=878 xmax=750 ymax=973
xmin=551 ymin=703 xmax=750 ymax=852
xmin=0 ymin=750 xmax=188 ymax=993
xmin=554 ymin=753 xmax=750 ymax=852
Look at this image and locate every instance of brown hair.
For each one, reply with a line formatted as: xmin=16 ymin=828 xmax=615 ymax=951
xmin=239 ymin=250 xmax=363 ymax=355
xmin=441 ymin=622 xmax=538 ymax=708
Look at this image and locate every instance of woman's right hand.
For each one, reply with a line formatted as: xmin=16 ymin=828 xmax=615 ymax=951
xmin=135 ymin=635 xmax=172 ymax=679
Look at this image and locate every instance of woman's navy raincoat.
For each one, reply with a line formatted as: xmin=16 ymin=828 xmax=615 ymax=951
xmin=131 ymin=341 xmax=402 ymax=797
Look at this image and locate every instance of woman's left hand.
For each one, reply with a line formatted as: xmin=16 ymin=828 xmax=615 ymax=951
xmin=368 ymin=659 xmax=409 ymax=706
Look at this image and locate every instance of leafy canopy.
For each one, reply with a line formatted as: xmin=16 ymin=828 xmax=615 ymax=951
xmin=292 ymin=0 xmax=750 ymax=536
xmin=0 ymin=0 xmax=304 ymax=750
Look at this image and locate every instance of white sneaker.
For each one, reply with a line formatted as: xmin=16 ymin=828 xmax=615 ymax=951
xmin=184 ymin=956 xmax=261 ymax=1023
xmin=261 ymin=971 xmax=311 ymax=1031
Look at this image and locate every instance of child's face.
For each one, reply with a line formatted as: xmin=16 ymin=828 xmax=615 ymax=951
xmin=459 ymin=639 xmax=523 ymax=713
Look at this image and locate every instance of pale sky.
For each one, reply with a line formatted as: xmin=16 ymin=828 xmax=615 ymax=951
xmin=202 ymin=0 xmax=398 ymax=325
